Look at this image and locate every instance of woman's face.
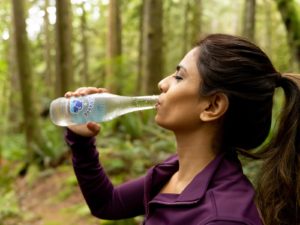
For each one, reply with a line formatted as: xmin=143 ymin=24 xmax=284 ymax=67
xmin=155 ymin=48 xmax=209 ymax=132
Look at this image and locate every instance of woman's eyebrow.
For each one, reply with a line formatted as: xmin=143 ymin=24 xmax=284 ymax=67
xmin=176 ymin=64 xmax=188 ymax=73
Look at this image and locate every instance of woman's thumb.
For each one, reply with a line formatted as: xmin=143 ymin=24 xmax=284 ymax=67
xmin=87 ymin=122 xmax=101 ymax=135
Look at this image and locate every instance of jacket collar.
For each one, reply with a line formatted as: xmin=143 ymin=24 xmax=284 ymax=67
xmin=145 ymin=153 xmax=225 ymax=205
xmin=177 ymin=154 xmax=224 ymax=202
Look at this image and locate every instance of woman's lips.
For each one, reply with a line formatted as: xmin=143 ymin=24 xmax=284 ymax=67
xmin=155 ymin=99 xmax=162 ymax=109
xmin=155 ymin=95 xmax=163 ymax=109
xmin=155 ymin=102 xmax=160 ymax=109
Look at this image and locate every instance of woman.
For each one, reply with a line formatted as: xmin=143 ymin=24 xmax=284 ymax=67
xmin=65 ymin=34 xmax=300 ymax=225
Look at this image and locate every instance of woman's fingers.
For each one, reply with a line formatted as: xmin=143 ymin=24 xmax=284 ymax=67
xmin=68 ymin=122 xmax=101 ymax=137
xmin=64 ymin=87 xmax=109 ymax=98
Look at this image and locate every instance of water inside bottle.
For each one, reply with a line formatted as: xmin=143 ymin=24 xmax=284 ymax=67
xmin=50 ymin=93 xmax=158 ymax=126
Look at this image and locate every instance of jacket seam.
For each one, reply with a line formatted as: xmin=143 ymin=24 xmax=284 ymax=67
xmin=209 ymin=191 xmax=218 ymax=217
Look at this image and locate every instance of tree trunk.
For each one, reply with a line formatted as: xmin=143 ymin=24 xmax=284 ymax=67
xmin=136 ymin=0 xmax=145 ymax=95
xmin=242 ymin=0 xmax=256 ymax=41
xmin=44 ymin=0 xmax=54 ymax=98
xmin=142 ymin=0 xmax=163 ymax=94
xmin=263 ymin=0 xmax=272 ymax=55
xmin=1 ymin=11 xmax=12 ymax=166
xmin=12 ymin=0 xmax=43 ymax=163
xmin=182 ymin=0 xmax=202 ymax=55
xmin=8 ymin=17 xmax=21 ymax=132
xmin=80 ymin=2 xmax=89 ymax=85
xmin=55 ymin=0 xmax=73 ymax=97
xmin=182 ymin=1 xmax=190 ymax=56
xmin=275 ymin=0 xmax=300 ymax=71
xmin=106 ymin=0 xmax=122 ymax=93
xmin=190 ymin=0 xmax=202 ymax=46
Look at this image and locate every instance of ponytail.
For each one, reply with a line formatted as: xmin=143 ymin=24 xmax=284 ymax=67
xmin=256 ymin=74 xmax=300 ymax=225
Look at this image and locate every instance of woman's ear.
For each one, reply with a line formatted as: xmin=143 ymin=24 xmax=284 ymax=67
xmin=200 ymin=93 xmax=229 ymax=122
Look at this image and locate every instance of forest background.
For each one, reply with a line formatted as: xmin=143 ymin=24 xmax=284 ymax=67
xmin=0 ymin=0 xmax=300 ymax=224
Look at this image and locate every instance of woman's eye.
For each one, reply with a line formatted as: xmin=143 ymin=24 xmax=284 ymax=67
xmin=174 ymin=74 xmax=183 ymax=81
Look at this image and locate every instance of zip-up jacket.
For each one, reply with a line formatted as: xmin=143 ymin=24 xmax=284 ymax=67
xmin=65 ymin=129 xmax=263 ymax=225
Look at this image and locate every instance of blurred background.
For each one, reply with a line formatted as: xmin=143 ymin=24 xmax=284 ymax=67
xmin=0 ymin=0 xmax=299 ymax=224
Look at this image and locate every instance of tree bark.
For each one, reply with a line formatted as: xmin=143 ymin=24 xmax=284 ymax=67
xmin=136 ymin=0 xmax=145 ymax=95
xmin=55 ymin=0 xmax=73 ymax=97
xmin=44 ymin=0 xmax=54 ymax=97
xmin=12 ymin=0 xmax=43 ymax=163
xmin=275 ymin=0 xmax=300 ymax=71
xmin=182 ymin=0 xmax=202 ymax=56
xmin=242 ymin=0 xmax=256 ymax=41
xmin=106 ymin=0 xmax=122 ymax=93
xmin=8 ymin=16 xmax=21 ymax=131
xmin=263 ymin=0 xmax=272 ymax=55
xmin=182 ymin=1 xmax=190 ymax=56
xmin=80 ymin=2 xmax=89 ymax=85
xmin=142 ymin=0 xmax=163 ymax=94
xmin=190 ymin=0 xmax=202 ymax=45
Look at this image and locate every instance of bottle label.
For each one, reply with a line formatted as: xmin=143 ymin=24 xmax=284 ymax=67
xmin=70 ymin=96 xmax=95 ymax=118
xmin=83 ymin=96 xmax=95 ymax=117
xmin=70 ymin=98 xmax=84 ymax=114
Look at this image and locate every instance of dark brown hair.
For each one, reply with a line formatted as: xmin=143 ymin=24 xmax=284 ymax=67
xmin=196 ymin=34 xmax=300 ymax=225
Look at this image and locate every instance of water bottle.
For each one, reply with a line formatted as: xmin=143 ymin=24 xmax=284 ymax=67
xmin=50 ymin=93 xmax=159 ymax=126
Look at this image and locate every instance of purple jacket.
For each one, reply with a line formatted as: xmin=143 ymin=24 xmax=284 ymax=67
xmin=65 ymin=129 xmax=263 ymax=225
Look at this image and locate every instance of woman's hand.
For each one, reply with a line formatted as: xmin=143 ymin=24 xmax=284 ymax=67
xmin=65 ymin=87 xmax=108 ymax=137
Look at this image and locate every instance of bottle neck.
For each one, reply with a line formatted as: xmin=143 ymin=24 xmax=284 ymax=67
xmin=132 ymin=95 xmax=159 ymax=108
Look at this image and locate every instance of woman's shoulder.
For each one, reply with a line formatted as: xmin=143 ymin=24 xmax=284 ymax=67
xmin=206 ymin=157 xmax=262 ymax=225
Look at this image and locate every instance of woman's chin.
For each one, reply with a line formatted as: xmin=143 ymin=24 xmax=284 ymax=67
xmin=154 ymin=117 xmax=172 ymax=131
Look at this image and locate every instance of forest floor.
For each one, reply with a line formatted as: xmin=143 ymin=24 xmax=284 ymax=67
xmin=4 ymin=166 xmax=102 ymax=225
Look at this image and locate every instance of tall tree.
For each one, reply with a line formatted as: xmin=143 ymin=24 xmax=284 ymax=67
xmin=11 ymin=0 xmax=44 ymax=163
xmin=182 ymin=0 xmax=202 ymax=55
xmin=80 ymin=2 xmax=89 ymax=85
xmin=136 ymin=0 xmax=145 ymax=95
xmin=0 ymin=2 xmax=11 ymax=166
xmin=106 ymin=0 xmax=122 ymax=93
xmin=275 ymin=0 xmax=300 ymax=71
xmin=7 ymin=13 xmax=21 ymax=131
xmin=182 ymin=1 xmax=190 ymax=56
xmin=44 ymin=0 xmax=54 ymax=97
xmin=242 ymin=0 xmax=256 ymax=41
xmin=263 ymin=0 xmax=273 ymax=54
xmin=190 ymin=0 xmax=202 ymax=45
xmin=142 ymin=0 xmax=163 ymax=94
xmin=55 ymin=0 xmax=73 ymax=97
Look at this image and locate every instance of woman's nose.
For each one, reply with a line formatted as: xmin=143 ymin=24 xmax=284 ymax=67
xmin=158 ymin=76 xmax=169 ymax=92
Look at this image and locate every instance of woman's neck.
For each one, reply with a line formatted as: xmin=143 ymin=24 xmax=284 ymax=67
xmin=163 ymin=125 xmax=220 ymax=193
xmin=160 ymin=124 xmax=222 ymax=194
xmin=174 ymin=128 xmax=219 ymax=182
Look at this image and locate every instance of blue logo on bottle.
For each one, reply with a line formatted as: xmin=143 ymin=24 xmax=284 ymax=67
xmin=70 ymin=98 xmax=83 ymax=114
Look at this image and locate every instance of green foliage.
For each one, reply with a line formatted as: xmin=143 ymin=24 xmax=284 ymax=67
xmin=100 ymin=116 xmax=175 ymax=184
xmin=101 ymin=218 xmax=139 ymax=225
xmin=0 ymin=190 xmax=21 ymax=221
xmin=56 ymin=170 xmax=79 ymax=201
xmin=39 ymin=120 xmax=67 ymax=166
xmin=2 ymin=133 xmax=27 ymax=161
xmin=0 ymin=164 xmax=22 ymax=222
xmin=119 ymin=113 xmax=143 ymax=138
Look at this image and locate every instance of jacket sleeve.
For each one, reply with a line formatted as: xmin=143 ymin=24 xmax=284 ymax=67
xmin=65 ymin=129 xmax=145 ymax=219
